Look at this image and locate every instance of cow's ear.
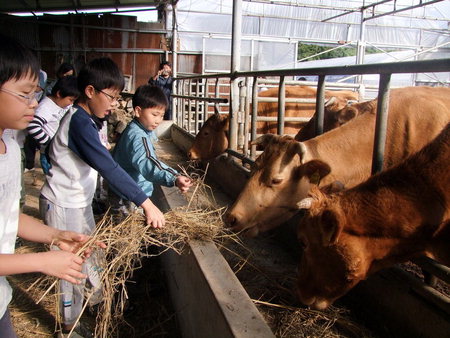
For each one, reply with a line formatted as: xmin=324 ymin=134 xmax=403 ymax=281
xmin=320 ymin=209 xmax=343 ymax=246
xmin=335 ymin=106 xmax=357 ymax=125
xmin=320 ymin=181 xmax=345 ymax=194
xmin=251 ymin=134 xmax=277 ymax=150
xmin=299 ymin=160 xmax=331 ymax=185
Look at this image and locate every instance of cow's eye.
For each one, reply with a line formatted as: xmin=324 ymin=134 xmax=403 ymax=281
xmin=298 ymin=238 xmax=308 ymax=250
xmin=271 ymin=178 xmax=283 ymax=185
xmin=202 ymin=131 xmax=209 ymax=136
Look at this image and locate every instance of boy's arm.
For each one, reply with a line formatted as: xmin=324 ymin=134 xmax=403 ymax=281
xmin=27 ymin=115 xmax=51 ymax=146
xmin=0 ymin=251 xmax=86 ymax=284
xmin=17 ymin=213 xmax=88 ymax=247
xmin=0 ymin=213 xmax=98 ymax=284
xmin=131 ymin=136 xmax=178 ymax=187
xmin=68 ymin=115 xmax=148 ymax=207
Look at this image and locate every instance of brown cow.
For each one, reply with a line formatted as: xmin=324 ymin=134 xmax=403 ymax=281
xmin=294 ymin=98 xmax=373 ymax=141
xmin=188 ymin=86 xmax=359 ymax=161
xmin=295 ymin=123 xmax=450 ymax=310
xmin=225 ymin=86 xmax=450 ymax=237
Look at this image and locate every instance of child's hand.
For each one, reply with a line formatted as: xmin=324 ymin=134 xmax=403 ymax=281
xmin=54 ymin=230 xmax=106 ymax=258
xmin=39 ymin=250 xmax=87 ymax=284
xmin=141 ymin=199 xmax=165 ymax=228
xmin=175 ymin=176 xmax=193 ymax=193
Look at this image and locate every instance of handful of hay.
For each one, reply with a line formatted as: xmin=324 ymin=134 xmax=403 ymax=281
xmin=78 ymin=203 xmax=230 ymax=337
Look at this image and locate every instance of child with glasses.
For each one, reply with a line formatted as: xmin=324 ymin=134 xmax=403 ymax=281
xmin=39 ymin=57 xmax=169 ymax=336
xmin=0 ymin=34 xmax=103 ymax=338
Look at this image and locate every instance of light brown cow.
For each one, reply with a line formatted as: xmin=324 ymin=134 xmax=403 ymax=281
xmin=294 ymin=98 xmax=373 ymax=141
xmin=225 ymin=86 xmax=450 ymax=237
xmin=187 ymin=86 xmax=359 ymax=161
xmin=295 ymin=123 xmax=450 ymax=310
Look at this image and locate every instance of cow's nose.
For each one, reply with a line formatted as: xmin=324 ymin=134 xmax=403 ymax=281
xmin=224 ymin=212 xmax=238 ymax=228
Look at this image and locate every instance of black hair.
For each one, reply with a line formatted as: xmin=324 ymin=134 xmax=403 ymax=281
xmin=159 ymin=61 xmax=172 ymax=69
xmin=77 ymin=57 xmax=124 ymax=98
xmin=0 ymin=34 xmax=40 ymax=87
xmin=51 ymin=75 xmax=80 ymax=98
xmin=56 ymin=62 xmax=75 ymax=79
xmin=132 ymin=85 xmax=168 ymax=109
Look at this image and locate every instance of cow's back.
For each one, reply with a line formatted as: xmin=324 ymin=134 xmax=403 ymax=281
xmin=384 ymin=87 xmax=450 ymax=167
xmin=307 ymin=86 xmax=450 ymax=188
xmin=258 ymin=86 xmax=358 ymax=135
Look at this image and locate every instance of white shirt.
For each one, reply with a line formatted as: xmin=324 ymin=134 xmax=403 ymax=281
xmin=0 ymin=135 xmax=21 ymax=318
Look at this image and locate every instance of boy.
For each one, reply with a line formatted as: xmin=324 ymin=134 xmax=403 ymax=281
xmin=112 ymin=85 xmax=192 ymax=210
xmin=0 ymin=34 xmax=100 ymax=338
xmin=27 ymin=75 xmax=79 ymax=173
xmin=39 ymin=58 xmax=167 ymax=336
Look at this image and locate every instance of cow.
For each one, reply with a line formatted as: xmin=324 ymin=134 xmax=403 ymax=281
xmin=294 ymin=98 xmax=373 ymax=141
xmin=187 ymin=86 xmax=359 ymax=161
xmin=224 ymin=86 xmax=450 ymax=237
xmin=294 ymin=123 xmax=450 ymax=310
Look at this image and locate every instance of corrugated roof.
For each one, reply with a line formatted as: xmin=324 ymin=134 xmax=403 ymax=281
xmin=0 ymin=0 xmax=161 ymax=14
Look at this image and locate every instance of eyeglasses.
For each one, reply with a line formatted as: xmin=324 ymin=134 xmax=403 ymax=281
xmin=94 ymin=87 xmax=120 ymax=103
xmin=0 ymin=88 xmax=37 ymax=106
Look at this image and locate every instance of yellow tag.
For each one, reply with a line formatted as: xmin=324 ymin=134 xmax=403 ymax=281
xmin=310 ymin=171 xmax=321 ymax=185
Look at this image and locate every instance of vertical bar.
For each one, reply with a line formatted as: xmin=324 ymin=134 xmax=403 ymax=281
xmin=243 ymin=77 xmax=251 ymax=157
xmin=215 ymin=78 xmax=220 ymax=117
xmin=315 ymin=75 xmax=326 ymax=136
xmin=238 ymin=80 xmax=246 ymax=152
xmin=277 ymin=76 xmax=286 ymax=135
xmin=172 ymin=2 xmax=178 ymax=122
xmin=188 ymin=79 xmax=193 ymax=134
xmin=371 ymin=73 xmax=391 ymax=174
xmin=203 ymin=78 xmax=208 ymax=124
xmin=229 ymin=0 xmax=242 ymax=152
xmin=251 ymin=77 xmax=258 ymax=159
xmin=195 ymin=79 xmax=200 ymax=134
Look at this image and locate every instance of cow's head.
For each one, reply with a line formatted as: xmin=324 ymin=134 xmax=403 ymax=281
xmin=295 ymin=187 xmax=367 ymax=310
xmin=188 ymin=113 xmax=229 ymax=161
xmin=295 ymin=96 xmax=363 ymax=141
xmin=224 ymin=134 xmax=331 ymax=237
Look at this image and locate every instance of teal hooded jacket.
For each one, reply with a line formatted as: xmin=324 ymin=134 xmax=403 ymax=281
xmin=112 ymin=119 xmax=178 ymax=198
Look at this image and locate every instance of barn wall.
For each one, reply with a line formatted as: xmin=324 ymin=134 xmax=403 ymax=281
xmin=0 ymin=13 xmax=168 ymax=93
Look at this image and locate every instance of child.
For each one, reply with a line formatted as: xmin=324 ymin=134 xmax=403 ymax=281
xmin=112 ymin=85 xmax=192 ymax=211
xmin=39 ymin=58 xmax=168 ymax=336
xmin=27 ymin=75 xmax=79 ymax=173
xmin=0 ymin=34 xmax=100 ymax=338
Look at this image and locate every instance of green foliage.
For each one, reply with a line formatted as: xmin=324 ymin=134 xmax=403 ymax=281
xmin=298 ymin=44 xmax=378 ymax=61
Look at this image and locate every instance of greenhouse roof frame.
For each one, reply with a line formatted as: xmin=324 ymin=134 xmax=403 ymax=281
xmin=0 ymin=0 xmax=162 ymax=15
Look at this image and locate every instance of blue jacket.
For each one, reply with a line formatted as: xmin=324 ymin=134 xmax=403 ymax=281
xmin=113 ymin=119 xmax=178 ymax=197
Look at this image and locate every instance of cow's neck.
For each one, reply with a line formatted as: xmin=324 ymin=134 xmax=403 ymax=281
xmin=302 ymin=113 xmax=376 ymax=187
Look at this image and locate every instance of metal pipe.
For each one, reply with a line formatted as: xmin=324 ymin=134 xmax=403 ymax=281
xmin=251 ymin=77 xmax=259 ymax=159
xmin=371 ymin=73 xmax=391 ymax=174
xmin=315 ymin=75 xmax=326 ymax=136
xmin=229 ymin=0 xmax=243 ymax=152
xmin=277 ymin=76 xmax=286 ymax=135
xmin=171 ymin=94 xmax=228 ymax=103
xmin=175 ymin=59 xmax=450 ymax=80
